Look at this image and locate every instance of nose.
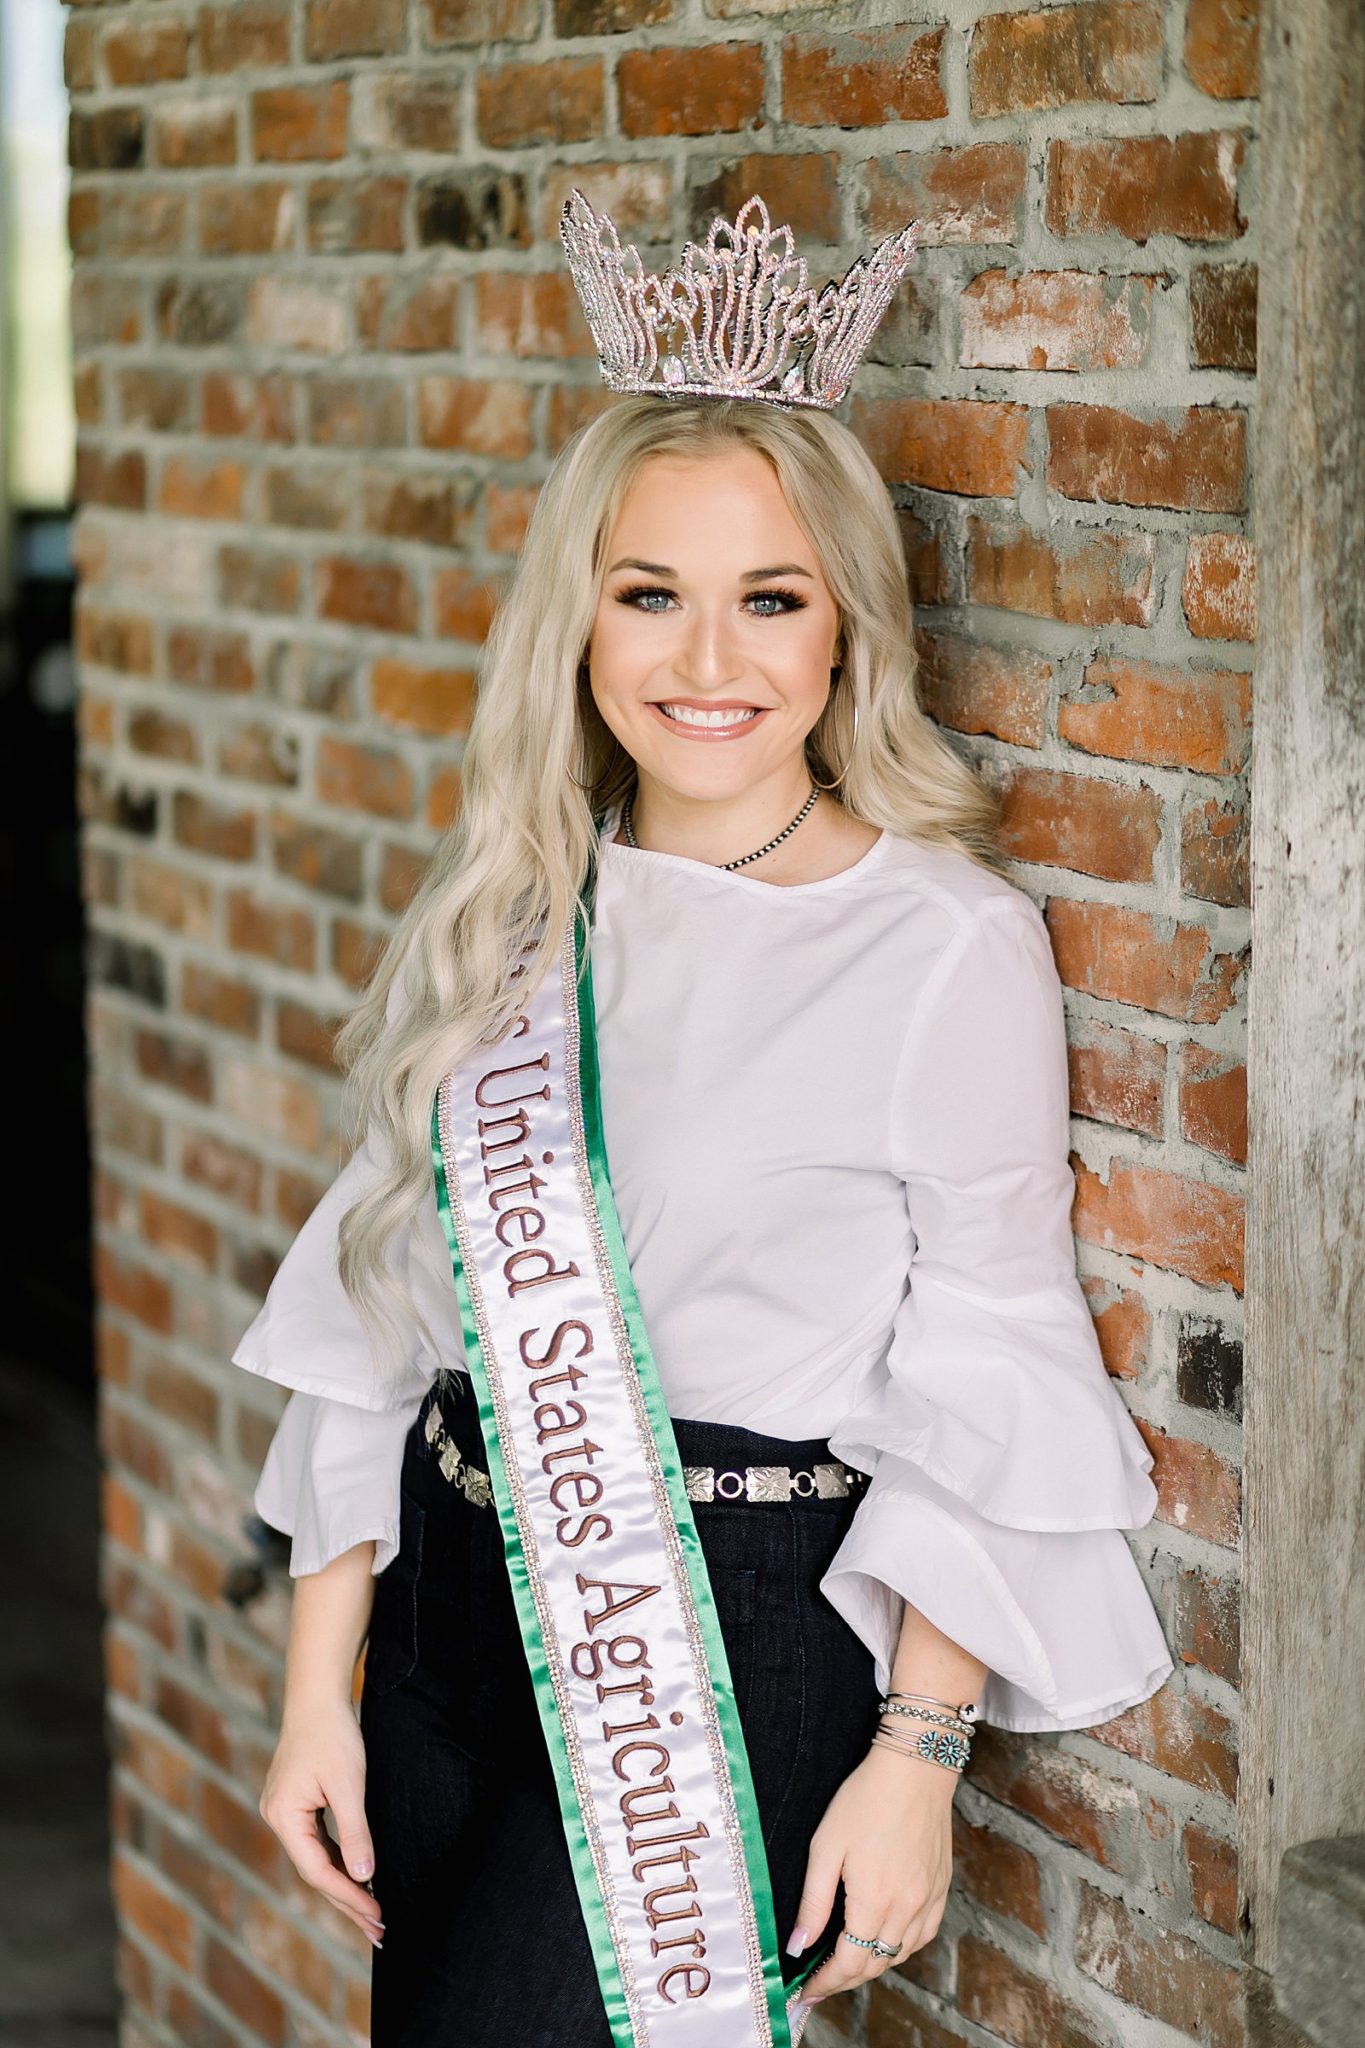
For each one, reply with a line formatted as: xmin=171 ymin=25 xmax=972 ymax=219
xmin=673 ymin=604 xmax=743 ymax=692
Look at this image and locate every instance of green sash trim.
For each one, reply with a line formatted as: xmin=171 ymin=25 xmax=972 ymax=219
xmin=428 ymin=833 xmax=833 ymax=2041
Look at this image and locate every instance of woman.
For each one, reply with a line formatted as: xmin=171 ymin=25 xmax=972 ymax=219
xmin=237 ymin=199 xmax=1173 ymax=2046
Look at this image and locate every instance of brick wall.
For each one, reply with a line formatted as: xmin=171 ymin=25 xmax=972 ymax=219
xmin=67 ymin=2 xmax=1257 ymax=2043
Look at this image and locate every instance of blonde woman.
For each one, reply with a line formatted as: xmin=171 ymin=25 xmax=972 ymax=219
xmin=236 ymin=196 xmax=1173 ymax=2047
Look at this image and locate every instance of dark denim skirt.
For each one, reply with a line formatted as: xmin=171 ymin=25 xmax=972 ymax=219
xmin=360 ymin=1368 xmax=881 ymax=2046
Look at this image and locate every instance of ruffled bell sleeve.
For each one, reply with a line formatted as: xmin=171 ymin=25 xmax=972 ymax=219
xmin=819 ymin=894 xmax=1175 ymax=1732
xmin=232 ymin=1119 xmax=462 ymax=1575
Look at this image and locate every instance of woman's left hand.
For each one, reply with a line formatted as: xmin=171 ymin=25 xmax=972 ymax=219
xmin=786 ymin=1744 xmax=956 ymax=2003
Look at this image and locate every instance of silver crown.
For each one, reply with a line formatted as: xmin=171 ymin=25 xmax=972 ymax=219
xmin=559 ymin=188 xmax=919 ymax=412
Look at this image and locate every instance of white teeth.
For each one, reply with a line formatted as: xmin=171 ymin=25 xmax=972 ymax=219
xmin=658 ymin=704 xmax=761 ymax=728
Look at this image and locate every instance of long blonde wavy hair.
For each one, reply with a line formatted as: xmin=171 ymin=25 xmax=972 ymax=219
xmin=333 ymin=394 xmax=1005 ymax=1395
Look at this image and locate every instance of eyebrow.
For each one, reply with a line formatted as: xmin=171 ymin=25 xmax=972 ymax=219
xmin=606 ymin=558 xmax=814 ymax=582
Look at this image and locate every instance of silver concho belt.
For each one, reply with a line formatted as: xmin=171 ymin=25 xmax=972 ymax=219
xmin=425 ymin=1403 xmax=867 ymax=1508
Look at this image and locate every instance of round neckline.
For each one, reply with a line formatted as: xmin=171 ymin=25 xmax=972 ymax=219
xmin=597 ymin=800 xmax=892 ymax=896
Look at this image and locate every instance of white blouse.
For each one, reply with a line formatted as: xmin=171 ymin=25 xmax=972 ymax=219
xmin=233 ymin=799 xmax=1174 ymax=1734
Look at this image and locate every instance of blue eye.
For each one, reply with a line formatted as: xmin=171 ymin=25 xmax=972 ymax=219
xmin=613 ymin=584 xmax=808 ymax=616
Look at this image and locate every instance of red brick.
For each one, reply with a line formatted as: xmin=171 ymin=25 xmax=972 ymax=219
xmin=968 ymin=1728 xmax=1144 ymax=1872
xmin=959 ymin=1934 xmax=1106 ymax=2048
xmin=96 ymin=1247 xmax=174 ymax=1335
xmin=427 ymin=0 xmax=541 ymax=43
xmin=1061 ymin=657 xmax=1250 ymax=773
xmin=478 ymin=57 xmax=604 ymax=147
xmin=1047 ymin=132 xmax=1247 ymax=243
xmin=1072 ymin=1154 xmax=1244 ymax=1292
xmin=251 ymin=82 xmax=349 ymax=162
xmin=961 ymin=268 xmax=1158 ymax=372
xmin=76 ymin=445 xmax=147 ymax=511
xmin=475 ymin=271 xmax=597 ymax=360
xmin=315 ymin=556 xmax=418 ymax=633
xmin=180 ymin=962 xmax=260 ymax=1040
xmin=153 ymin=98 xmax=238 ymax=169
xmin=1047 ymin=403 xmax=1247 ymax=513
xmin=914 ymin=632 xmax=1050 ymax=749
xmin=173 ymin=792 xmax=257 ymax=863
xmin=316 ymin=735 xmax=415 ymax=819
xmin=219 ymin=544 xmax=302 ymax=615
xmin=689 ymin=153 xmax=839 ymax=242
xmin=1096 ymin=1679 xmax=1236 ymax=1794
xmin=263 ymin=464 xmax=350 ymax=532
xmin=782 ymin=25 xmax=946 ymax=128
xmin=1069 ymin=1019 xmax=1166 ymax=1136
xmin=1074 ymin=1884 xmax=1243 ymax=2048
xmin=198 ymin=4 xmax=291 ymax=74
xmin=305 ymin=375 xmax=405 ymax=447
xmin=77 ymin=607 xmax=155 ymax=675
xmin=1046 ymin=898 xmax=1246 ymax=1024
xmin=998 ymin=767 xmax=1161 ymax=884
xmin=899 ymin=509 xmax=950 ymax=608
xmin=1179 ymin=1046 xmax=1247 ymax=1164
xmin=306 ymin=173 xmax=406 ymax=254
xmin=357 ymin=274 xmax=461 ymax=352
xmin=953 ymin=1811 xmax=1045 ymax=1936
xmin=204 ymin=1933 xmax=288 ymax=2044
xmin=619 ymin=43 xmax=766 ymax=138
xmin=1185 ymin=1822 xmax=1240 ymax=1935
xmin=226 ymin=890 xmax=317 ymax=971
xmin=416 ymin=376 xmax=533 ymax=458
xmin=128 ymin=858 xmax=216 ymax=941
xmin=1183 ymin=532 xmax=1255 ymax=640
xmin=379 ymin=840 xmax=429 ymax=913
xmin=1182 ymin=797 xmax=1249 ymax=909
xmin=433 ymin=567 xmax=498 ymax=644
xmin=426 ymin=763 xmax=464 ymax=830
xmin=269 ymin=812 xmax=365 ymax=900
xmin=183 ymin=1130 xmax=263 ymax=1212
xmin=485 ymin=483 xmax=540 ymax=555
xmin=362 ymin=468 xmax=478 ymax=547
xmin=111 ymin=1854 xmax=194 ymax=1970
xmin=1190 ymin=261 xmax=1256 ymax=370
xmin=372 ymin=658 xmax=478 ymax=737
xmin=276 ymin=1000 xmax=342 ymax=1074
xmin=128 ymin=708 xmax=200 ymax=764
xmin=852 ymin=398 xmax=1028 ymax=497
xmin=1085 ymin=1280 xmax=1153 ymax=1382
xmin=104 ymin=19 xmax=188 ymax=85
xmin=970 ymin=2 xmax=1163 ymax=117
xmin=1174 ymin=1561 xmax=1241 ymax=1685
xmin=218 ymin=720 xmax=300 ymax=787
xmin=1186 ymin=0 xmax=1261 ymax=101
xmin=198 ymin=181 xmax=296 ymax=257
xmin=967 ymin=517 xmax=1157 ymax=626
xmin=246 ymin=275 xmax=348 ymax=353
xmin=304 ymin=0 xmax=405 ymax=60
xmin=863 ymin=144 xmax=1027 ymax=246
xmin=202 ymin=369 xmax=298 ymax=440
xmin=160 ymin=454 xmax=245 ymax=521
xmin=540 ymin=159 xmax=672 ymax=241
xmin=546 ymin=383 xmax=616 ymax=454
xmin=557 ymin=0 xmax=669 ymax=29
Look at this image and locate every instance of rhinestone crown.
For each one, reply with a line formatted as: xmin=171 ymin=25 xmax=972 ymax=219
xmin=558 ymin=187 xmax=920 ymax=412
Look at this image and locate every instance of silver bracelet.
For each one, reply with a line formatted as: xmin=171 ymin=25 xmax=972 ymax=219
xmin=879 ymin=1701 xmax=973 ymax=1736
xmin=884 ymin=1689 xmax=978 ymax=1725
xmin=871 ymin=1727 xmax=970 ymax=1775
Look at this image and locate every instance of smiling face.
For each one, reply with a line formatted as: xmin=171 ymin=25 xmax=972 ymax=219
xmin=585 ymin=444 xmax=843 ymax=816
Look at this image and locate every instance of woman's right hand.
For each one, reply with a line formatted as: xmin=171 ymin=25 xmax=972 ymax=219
xmin=259 ymin=1698 xmax=385 ymax=1945
xmin=259 ymin=1538 xmax=386 ymax=1945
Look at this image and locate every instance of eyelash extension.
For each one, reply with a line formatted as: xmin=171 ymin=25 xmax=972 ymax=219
xmin=614 ymin=583 xmax=809 ymax=615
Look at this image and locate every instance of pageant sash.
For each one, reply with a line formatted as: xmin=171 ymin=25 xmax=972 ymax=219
xmin=430 ymin=854 xmax=826 ymax=2046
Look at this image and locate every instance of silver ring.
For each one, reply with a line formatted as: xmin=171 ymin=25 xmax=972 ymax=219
xmin=714 ymin=1469 xmax=745 ymax=1499
xmin=842 ymin=1932 xmax=898 ymax=1957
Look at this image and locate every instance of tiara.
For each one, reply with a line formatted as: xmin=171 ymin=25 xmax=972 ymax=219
xmin=558 ymin=188 xmax=919 ymax=412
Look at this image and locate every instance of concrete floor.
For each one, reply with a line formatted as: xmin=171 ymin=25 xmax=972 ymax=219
xmin=0 ymin=1355 xmax=118 ymax=2046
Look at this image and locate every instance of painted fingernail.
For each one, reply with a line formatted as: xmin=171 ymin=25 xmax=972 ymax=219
xmin=785 ymin=1926 xmax=809 ymax=1955
xmin=353 ymin=1857 xmax=374 ymax=1879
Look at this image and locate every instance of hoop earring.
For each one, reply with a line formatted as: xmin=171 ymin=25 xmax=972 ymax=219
xmin=809 ymin=677 xmax=858 ymax=791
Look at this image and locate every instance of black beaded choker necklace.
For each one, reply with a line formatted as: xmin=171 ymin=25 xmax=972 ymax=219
xmin=620 ymin=785 xmax=820 ymax=872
